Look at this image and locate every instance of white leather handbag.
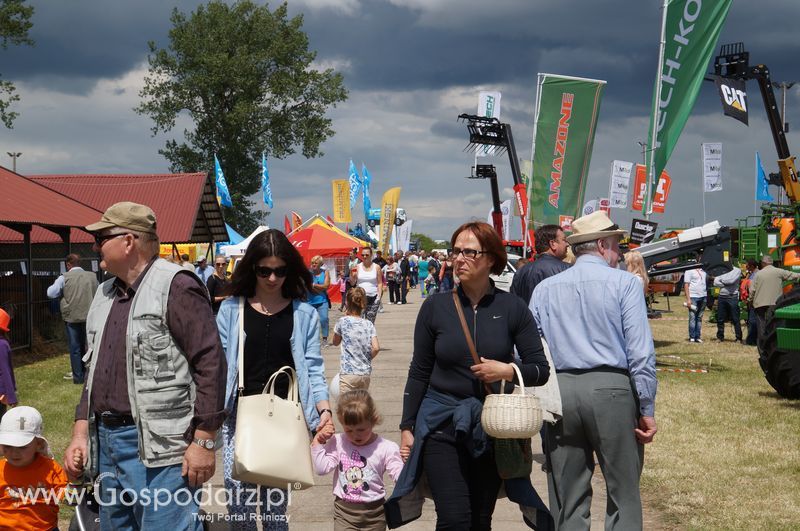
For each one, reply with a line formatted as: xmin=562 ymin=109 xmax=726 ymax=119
xmin=232 ymin=298 xmax=315 ymax=489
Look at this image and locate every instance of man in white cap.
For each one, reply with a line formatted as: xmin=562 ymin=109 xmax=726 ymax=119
xmin=531 ymin=210 xmax=657 ymax=530
xmin=63 ymin=201 xmax=226 ymax=530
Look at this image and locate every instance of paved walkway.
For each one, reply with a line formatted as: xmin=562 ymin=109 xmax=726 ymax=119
xmin=201 ymin=288 xmax=661 ymax=530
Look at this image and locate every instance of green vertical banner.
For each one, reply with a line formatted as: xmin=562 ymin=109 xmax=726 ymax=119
xmin=645 ymin=0 xmax=733 ymax=213
xmin=530 ymin=74 xmax=606 ymax=227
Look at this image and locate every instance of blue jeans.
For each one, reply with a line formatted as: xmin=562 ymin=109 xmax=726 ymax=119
xmin=65 ymin=322 xmax=87 ymax=383
xmin=746 ymin=307 xmax=758 ymax=345
xmin=311 ymin=301 xmax=329 ymax=339
xmin=97 ymin=424 xmax=203 ymax=530
xmin=688 ymin=297 xmax=707 ymax=340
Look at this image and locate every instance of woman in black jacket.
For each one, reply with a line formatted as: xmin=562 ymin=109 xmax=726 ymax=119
xmin=389 ymin=221 xmax=550 ymax=530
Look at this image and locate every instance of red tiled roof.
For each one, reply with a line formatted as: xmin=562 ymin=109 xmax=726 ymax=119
xmin=27 ymin=173 xmax=227 ymax=243
xmin=0 ymin=166 xmax=103 ymax=229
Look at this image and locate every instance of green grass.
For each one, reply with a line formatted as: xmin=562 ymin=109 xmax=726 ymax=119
xmin=643 ymin=305 xmax=800 ymax=530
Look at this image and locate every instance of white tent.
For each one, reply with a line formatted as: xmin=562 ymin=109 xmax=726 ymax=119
xmin=219 ymin=225 xmax=269 ymax=257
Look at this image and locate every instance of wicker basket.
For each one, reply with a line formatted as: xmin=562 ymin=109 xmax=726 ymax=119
xmin=481 ymin=363 xmax=543 ymax=439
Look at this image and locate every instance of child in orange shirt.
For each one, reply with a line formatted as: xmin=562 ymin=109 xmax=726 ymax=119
xmin=0 ymin=406 xmax=67 ymax=531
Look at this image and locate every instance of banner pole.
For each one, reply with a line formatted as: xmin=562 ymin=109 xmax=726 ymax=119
xmin=525 ymin=73 xmax=546 ymax=258
xmin=701 ymin=143 xmax=707 ymax=224
xmin=644 ymin=0 xmax=669 ymax=220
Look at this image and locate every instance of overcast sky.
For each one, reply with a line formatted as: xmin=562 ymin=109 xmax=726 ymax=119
xmin=2 ymin=0 xmax=800 ymax=240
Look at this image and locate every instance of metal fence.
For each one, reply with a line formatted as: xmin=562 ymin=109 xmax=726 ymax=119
xmin=0 ymin=252 xmax=98 ymax=350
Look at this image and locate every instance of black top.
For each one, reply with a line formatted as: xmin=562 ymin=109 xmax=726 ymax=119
xmin=509 ymin=254 xmax=570 ymax=306
xmin=242 ymin=301 xmax=294 ymax=398
xmin=400 ymin=284 xmax=549 ymax=430
xmin=206 ymin=274 xmax=229 ymax=315
xmin=374 ymin=257 xmax=387 ymax=268
xmin=442 ymin=261 xmax=454 ymax=281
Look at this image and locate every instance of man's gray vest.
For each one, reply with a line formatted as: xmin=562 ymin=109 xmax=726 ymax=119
xmin=61 ymin=268 xmax=98 ymax=323
xmin=84 ymin=259 xmax=197 ymax=469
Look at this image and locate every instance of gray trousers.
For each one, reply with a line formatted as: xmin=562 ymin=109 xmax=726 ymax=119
xmin=545 ymin=369 xmax=644 ymax=531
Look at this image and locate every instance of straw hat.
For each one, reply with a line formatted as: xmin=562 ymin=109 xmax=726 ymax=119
xmin=566 ymin=211 xmax=627 ymax=245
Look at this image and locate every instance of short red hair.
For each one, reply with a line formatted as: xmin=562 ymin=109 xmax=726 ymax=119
xmin=450 ymin=221 xmax=507 ymax=275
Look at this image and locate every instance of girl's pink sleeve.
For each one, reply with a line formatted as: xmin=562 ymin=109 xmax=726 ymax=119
xmin=311 ymin=437 xmax=340 ymax=476
xmin=383 ymin=441 xmax=405 ymax=482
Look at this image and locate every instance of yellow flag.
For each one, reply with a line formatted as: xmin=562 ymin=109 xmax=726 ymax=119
xmin=378 ymin=187 xmax=401 ymax=255
xmin=331 ymin=180 xmax=352 ymax=223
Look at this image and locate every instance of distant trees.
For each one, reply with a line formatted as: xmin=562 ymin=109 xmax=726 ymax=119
xmin=0 ymin=0 xmax=34 ymax=128
xmin=136 ymin=0 xmax=348 ymax=233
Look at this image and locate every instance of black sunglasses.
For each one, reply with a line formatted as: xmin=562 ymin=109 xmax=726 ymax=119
xmin=94 ymin=233 xmax=138 ymax=248
xmin=254 ymin=265 xmax=289 ymax=278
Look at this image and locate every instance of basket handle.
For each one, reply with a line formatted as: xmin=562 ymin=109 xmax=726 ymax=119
xmin=498 ymin=362 xmax=526 ymax=395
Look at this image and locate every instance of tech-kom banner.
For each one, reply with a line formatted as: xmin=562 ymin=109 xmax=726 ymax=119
xmin=632 ymin=164 xmax=672 ymax=214
xmin=378 ymin=187 xmax=401 ymax=256
xmin=644 ymin=0 xmax=733 ymax=213
xmin=530 ymin=73 xmax=606 ymax=226
xmin=331 ymin=180 xmax=351 ymax=223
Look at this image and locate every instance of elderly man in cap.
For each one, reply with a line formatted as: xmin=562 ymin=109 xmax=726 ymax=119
xmin=531 ymin=211 xmax=657 ymax=530
xmin=64 ymin=202 xmax=226 ymax=530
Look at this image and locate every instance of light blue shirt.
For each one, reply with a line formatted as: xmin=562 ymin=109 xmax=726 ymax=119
xmin=46 ymin=266 xmax=86 ymax=299
xmin=531 ymin=254 xmax=657 ymax=417
xmin=713 ymin=267 xmax=742 ymax=297
xmin=195 ymin=265 xmax=213 ymax=284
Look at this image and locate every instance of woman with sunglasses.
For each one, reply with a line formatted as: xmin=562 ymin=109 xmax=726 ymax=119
xmin=356 ymin=247 xmax=383 ymax=323
xmin=387 ymin=221 xmax=551 ymax=530
xmin=216 ymin=229 xmax=332 ymax=529
xmin=206 ymin=256 xmax=230 ymax=315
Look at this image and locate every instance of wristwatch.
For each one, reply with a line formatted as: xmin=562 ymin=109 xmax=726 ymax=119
xmin=193 ymin=438 xmax=216 ymax=450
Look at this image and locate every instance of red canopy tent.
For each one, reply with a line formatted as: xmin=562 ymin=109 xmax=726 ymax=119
xmin=289 ymin=223 xmax=366 ymax=303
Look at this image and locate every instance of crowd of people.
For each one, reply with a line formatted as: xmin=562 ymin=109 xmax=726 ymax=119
xmin=1 ymin=200 xmax=791 ymax=531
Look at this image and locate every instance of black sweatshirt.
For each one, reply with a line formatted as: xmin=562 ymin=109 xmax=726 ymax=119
xmin=400 ymin=284 xmax=550 ymax=430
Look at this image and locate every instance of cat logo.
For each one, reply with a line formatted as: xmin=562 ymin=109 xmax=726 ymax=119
xmin=720 ymin=83 xmax=747 ymax=112
xmin=713 ymin=75 xmax=749 ymax=125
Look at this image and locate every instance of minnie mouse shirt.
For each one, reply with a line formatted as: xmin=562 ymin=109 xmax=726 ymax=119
xmin=312 ymin=433 xmax=403 ymax=503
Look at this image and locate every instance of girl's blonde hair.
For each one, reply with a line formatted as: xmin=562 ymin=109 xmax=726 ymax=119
xmin=336 ymin=389 xmax=382 ymax=426
xmin=346 ymin=286 xmax=368 ymax=314
xmin=624 ymin=250 xmax=649 ymax=292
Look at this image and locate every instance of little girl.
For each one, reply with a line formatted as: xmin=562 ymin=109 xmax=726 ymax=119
xmin=332 ymin=287 xmax=379 ymax=393
xmin=311 ymin=390 xmax=403 ymax=531
xmin=0 ymin=309 xmax=17 ymax=419
xmin=337 ymin=269 xmax=348 ymax=311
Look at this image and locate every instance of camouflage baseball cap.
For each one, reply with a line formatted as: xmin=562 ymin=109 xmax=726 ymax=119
xmin=86 ymin=201 xmax=157 ymax=234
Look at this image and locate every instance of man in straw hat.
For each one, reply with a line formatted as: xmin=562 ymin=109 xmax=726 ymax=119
xmin=63 ymin=202 xmax=226 ymax=529
xmin=531 ymin=210 xmax=657 ymax=530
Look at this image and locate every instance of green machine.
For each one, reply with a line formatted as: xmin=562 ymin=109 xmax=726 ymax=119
xmin=717 ymin=43 xmax=800 ymax=398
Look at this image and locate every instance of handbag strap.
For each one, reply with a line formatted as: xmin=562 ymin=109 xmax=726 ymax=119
xmin=452 ymin=291 xmax=492 ymax=395
xmin=498 ymin=362 xmax=527 ymax=396
xmin=264 ymin=365 xmax=299 ymax=403
xmin=237 ymin=296 xmax=245 ymax=395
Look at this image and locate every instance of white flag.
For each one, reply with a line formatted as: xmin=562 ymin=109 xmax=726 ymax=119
xmin=396 ymin=220 xmax=413 ymax=252
xmin=609 ymin=160 xmax=633 ymax=208
xmin=486 ymin=200 xmax=512 ymax=240
xmin=702 ymin=142 xmax=723 ymax=192
xmin=476 ymin=91 xmax=502 ymax=157
xmin=582 ymin=199 xmax=599 ymax=216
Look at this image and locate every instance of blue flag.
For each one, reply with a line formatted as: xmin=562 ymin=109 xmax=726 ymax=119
xmin=348 ymin=160 xmax=361 ymax=209
xmin=756 ymin=151 xmax=773 ymax=202
xmin=261 ymin=153 xmax=273 ymax=208
xmin=362 ymin=163 xmax=372 ymax=213
xmin=215 ymin=155 xmax=233 ymax=207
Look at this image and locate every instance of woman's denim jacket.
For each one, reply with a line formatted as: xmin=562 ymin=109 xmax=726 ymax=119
xmin=216 ymin=297 xmax=328 ymax=431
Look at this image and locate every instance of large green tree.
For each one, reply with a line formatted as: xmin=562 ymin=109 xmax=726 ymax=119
xmin=136 ymin=0 xmax=347 ymax=232
xmin=0 ymin=0 xmax=33 ymax=129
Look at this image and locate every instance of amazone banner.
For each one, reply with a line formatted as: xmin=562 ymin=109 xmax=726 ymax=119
xmin=644 ymin=0 xmax=733 ymax=213
xmin=529 ymin=74 xmax=606 ymax=226
xmin=378 ymin=187 xmax=401 ymax=256
xmin=331 ymin=179 xmax=351 ymax=223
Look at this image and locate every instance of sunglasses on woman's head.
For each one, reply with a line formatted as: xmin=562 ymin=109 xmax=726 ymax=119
xmin=254 ymin=265 xmax=289 ymax=278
